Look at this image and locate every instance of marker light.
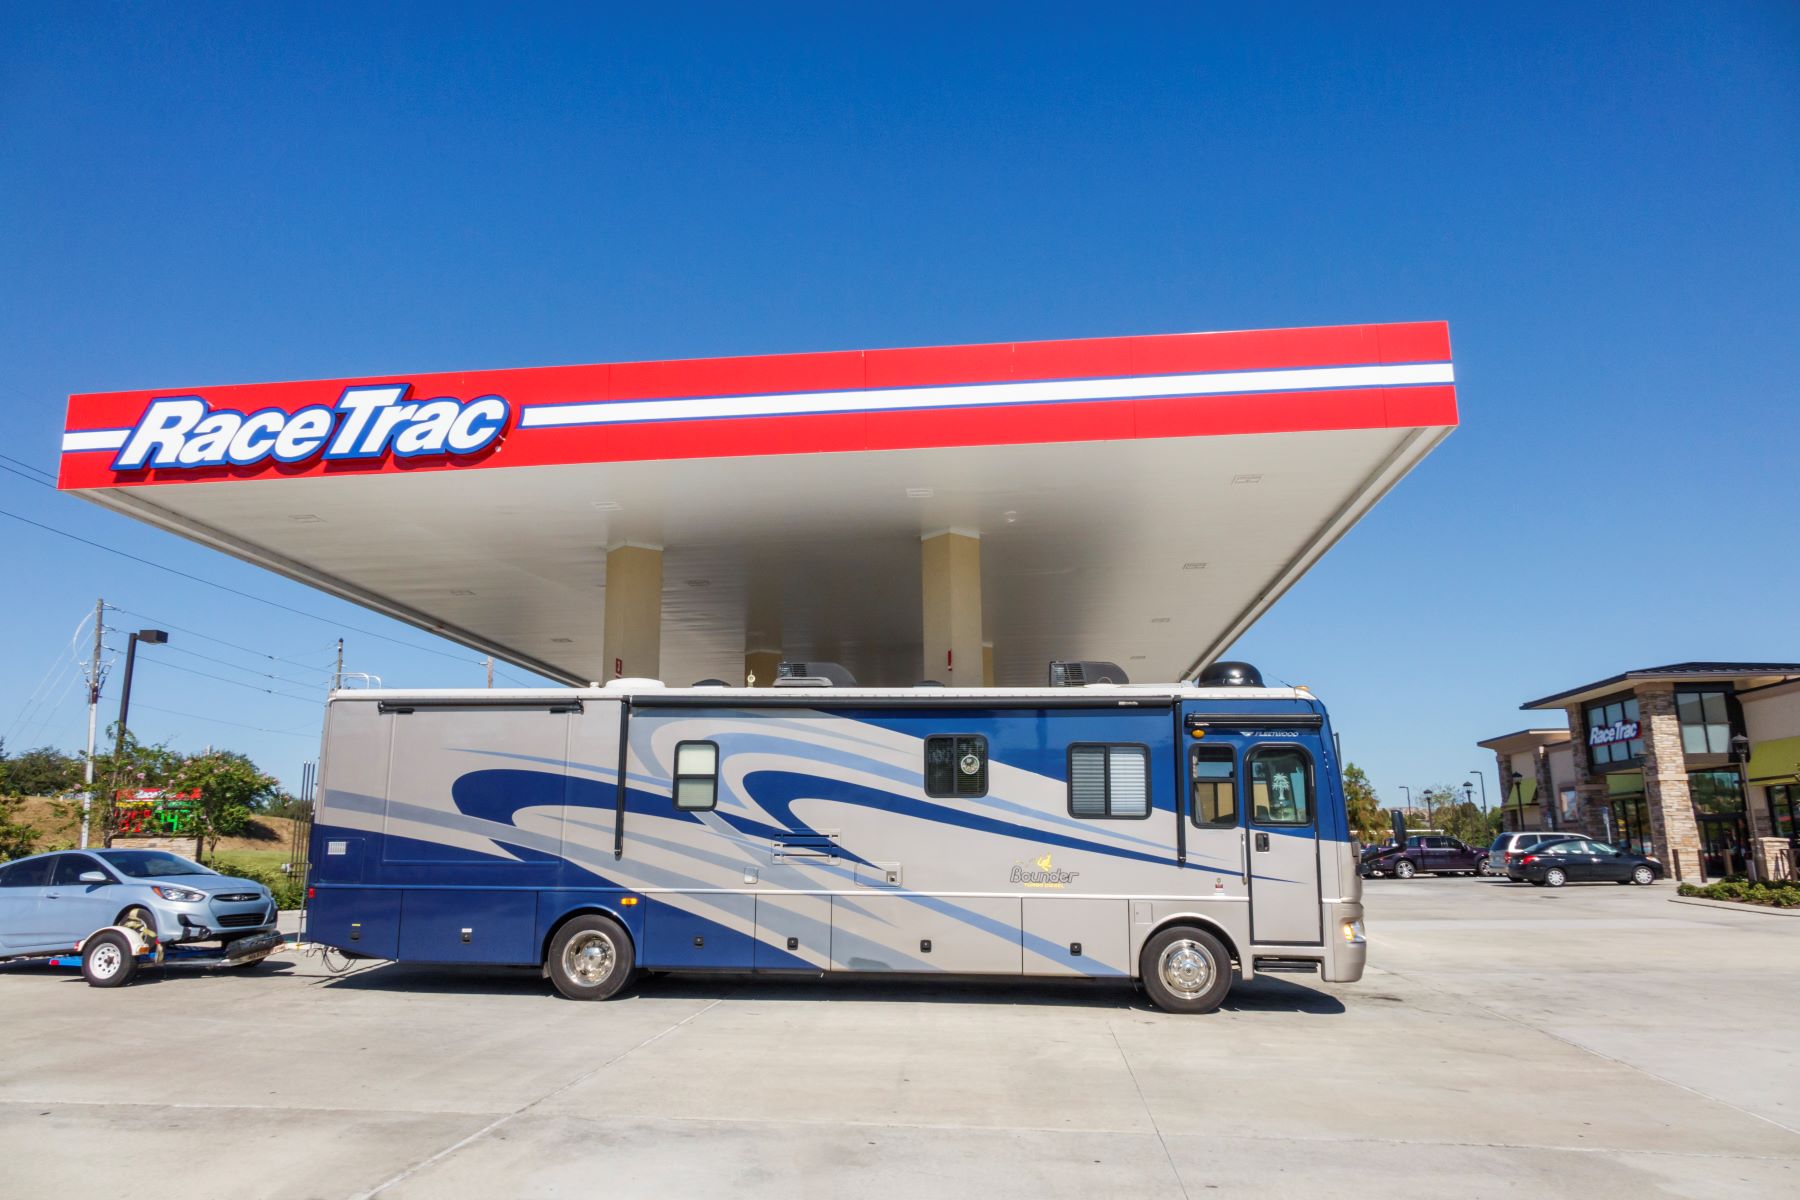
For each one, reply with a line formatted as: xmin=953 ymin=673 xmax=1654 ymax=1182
xmin=1342 ymin=919 xmax=1365 ymax=944
xmin=620 ymin=896 xmax=639 ymax=907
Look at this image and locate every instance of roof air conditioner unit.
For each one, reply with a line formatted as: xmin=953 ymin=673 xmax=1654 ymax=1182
xmin=774 ymin=661 xmax=858 ymax=687
xmin=1048 ymin=660 xmax=1129 ymax=687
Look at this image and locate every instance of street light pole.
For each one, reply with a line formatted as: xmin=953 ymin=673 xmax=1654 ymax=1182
xmin=1510 ymin=771 xmax=1525 ymax=831
xmin=1467 ymin=770 xmax=1488 ymax=813
xmin=106 ymin=629 xmax=168 ymax=845
xmin=1399 ymin=785 xmax=1412 ymax=826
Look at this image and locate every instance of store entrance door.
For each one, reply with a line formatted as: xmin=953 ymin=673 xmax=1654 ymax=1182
xmin=1698 ymin=813 xmax=1748 ymax=879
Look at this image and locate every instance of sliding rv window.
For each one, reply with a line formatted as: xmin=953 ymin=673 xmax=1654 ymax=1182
xmin=924 ymin=735 xmax=988 ymax=798
xmin=1190 ymin=746 xmax=1237 ymax=827
xmin=673 ymin=741 xmax=719 ymax=811
xmin=1067 ymin=744 xmax=1151 ymax=820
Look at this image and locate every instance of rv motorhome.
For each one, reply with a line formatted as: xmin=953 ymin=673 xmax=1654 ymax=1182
xmin=305 ymin=663 xmax=1365 ymax=1013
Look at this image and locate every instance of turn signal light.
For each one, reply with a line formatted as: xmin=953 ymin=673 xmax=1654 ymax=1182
xmin=620 ymin=896 xmax=639 ymax=907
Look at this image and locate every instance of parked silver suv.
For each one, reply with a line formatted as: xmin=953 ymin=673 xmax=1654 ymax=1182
xmin=1486 ymin=832 xmax=1563 ymax=876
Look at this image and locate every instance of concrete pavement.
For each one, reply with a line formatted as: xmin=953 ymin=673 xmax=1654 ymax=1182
xmin=1 ymin=879 xmax=1795 ymax=1198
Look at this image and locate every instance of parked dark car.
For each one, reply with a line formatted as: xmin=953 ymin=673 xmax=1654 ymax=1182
xmin=1509 ymin=837 xmax=1664 ymax=887
xmin=1362 ymin=835 xmax=1490 ymax=879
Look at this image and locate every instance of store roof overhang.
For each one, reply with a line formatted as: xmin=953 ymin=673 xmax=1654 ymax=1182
xmin=1521 ymin=664 xmax=1800 ymax=711
xmin=57 ymin=321 xmax=1458 ymax=687
xmin=1476 ymin=728 xmax=1571 ymax=754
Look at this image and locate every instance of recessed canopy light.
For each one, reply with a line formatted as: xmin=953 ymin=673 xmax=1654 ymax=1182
xmin=1231 ymin=474 xmax=1262 ymax=485
xmin=1150 ymin=617 xmax=1172 ymax=624
xmin=591 ymin=500 xmax=622 ymax=511
xmin=1182 ymin=562 xmax=1207 ymax=571
xmin=1129 ymin=655 xmax=1147 ymax=660
xmin=904 ymin=487 xmax=934 ymax=499
xmin=288 ymin=513 xmax=324 ymax=523
xmin=449 ymin=589 xmax=475 ymax=596
xmin=1003 ymin=510 xmax=1018 ymax=523
xmin=685 ymin=579 xmax=710 ymax=588
xmin=549 ymin=637 xmax=574 ymax=644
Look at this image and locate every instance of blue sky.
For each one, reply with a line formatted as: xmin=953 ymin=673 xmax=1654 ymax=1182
xmin=2 ymin=3 xmax=1796 ymax=804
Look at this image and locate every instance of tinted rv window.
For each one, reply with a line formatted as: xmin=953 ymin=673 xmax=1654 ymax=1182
xmin=674 ymin=741 xmax=719 ymax=811
xmin=1068 ymin=744 xmax=1151 ymax=819
xmin=925 ymin=735 xmax=988 ymax=798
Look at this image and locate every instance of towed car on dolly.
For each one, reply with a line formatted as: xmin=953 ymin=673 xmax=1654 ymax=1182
xmin=0 ymin=849 xmax=281 ymax=985
xmin=1508 ymin=837 xmax=1664 ymax=887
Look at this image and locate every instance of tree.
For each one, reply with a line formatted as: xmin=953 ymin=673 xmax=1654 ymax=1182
xmin=0 ymin=740 xmax=83 ymax=797
xmin=0 ymin=796 xmax=39 ymax=860
xmin=168 ymin=751 xmax=280 ymax=860
xmin=1342 ymin=763 xmax=1386 ymax=845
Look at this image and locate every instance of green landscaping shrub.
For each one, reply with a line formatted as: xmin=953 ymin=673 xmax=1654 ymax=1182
xmin=211 ymin=859 xmax=306 ymax=910
xmin=1679 ymin=879 xmax=1800 ymax=908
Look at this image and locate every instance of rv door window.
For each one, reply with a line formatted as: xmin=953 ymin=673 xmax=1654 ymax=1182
xmin=925 ymin=735 xmax=988 ymax=798
xmin=1190 ymin=746 xmax=1237 ymax=827
xmin=1248 ymin=747 xmax=1312 ymax=826
xmin=1068 ymin=744 xmax=1151 ymax=820
xmin=674 ymin=741 xmax=720 ymax=811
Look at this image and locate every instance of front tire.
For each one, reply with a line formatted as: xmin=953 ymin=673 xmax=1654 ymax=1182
xmin=547 ymin=914 xmax=635 ymax=1001
xmin=1632 ymin=865 xmax=1655 ymax=886
xmin=82 ymin=930 xmax=140 ymax=988
xmin=1545 ymin=868 xmax=1567 ymax=888
xmin=1394 ymin=859 xmax=1417 ymax=880
xmin=1140 ymin=926 xmax=1232 ymax=1014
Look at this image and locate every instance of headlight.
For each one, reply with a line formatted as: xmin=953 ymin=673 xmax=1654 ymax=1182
xmin=152 ymin=885 xmax=207 ymax=902
xmin=1342 ymin=918 xmax=1365 ymax=944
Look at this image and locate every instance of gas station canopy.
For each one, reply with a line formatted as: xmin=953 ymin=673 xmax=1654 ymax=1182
xmin=58 ymin=322 xmax=1457 ymax=687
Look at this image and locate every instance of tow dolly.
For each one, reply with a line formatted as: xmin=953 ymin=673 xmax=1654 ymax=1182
xmin=39 ymin=920 xmax=286 ymax=987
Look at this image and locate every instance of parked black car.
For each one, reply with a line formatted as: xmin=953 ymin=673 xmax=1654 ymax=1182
xmin=1510 ymin=837 xmax=1664 ymax=887
xmin=1361 ymin=834 xmax=1491 ymax=879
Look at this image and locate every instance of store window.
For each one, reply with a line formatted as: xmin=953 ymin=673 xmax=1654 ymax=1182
xmin=1768 ymin=785 xmax=1798 ymax=843
xmin=1688 ymin=769 xmax=1744 ymax=815
xmin=1676 ymin=690 xmax=1732 ymax=755
xmin=1585 ymin=696 xmax=1643 ymax=767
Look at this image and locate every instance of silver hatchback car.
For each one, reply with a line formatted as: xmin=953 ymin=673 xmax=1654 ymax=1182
xmin=0 ymin=849 xmax=277 ymax=958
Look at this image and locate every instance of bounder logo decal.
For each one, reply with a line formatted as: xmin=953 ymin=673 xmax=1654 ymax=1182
xmin=111 ymin=384 xmax=510 ymax=471
xmin=1010 ymin=852 xmax=1079 ymax=888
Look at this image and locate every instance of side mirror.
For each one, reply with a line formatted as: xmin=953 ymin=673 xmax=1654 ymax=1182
xmin=78 ymin=871 xmax=110 ymax=884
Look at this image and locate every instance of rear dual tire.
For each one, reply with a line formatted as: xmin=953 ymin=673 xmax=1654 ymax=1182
xmin=547 ymin=914 xmax=635 ymax=1001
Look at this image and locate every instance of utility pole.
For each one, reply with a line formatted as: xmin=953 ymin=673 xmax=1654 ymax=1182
xmin=333 ymin=638 xmax=344 ymax=691
xmin=80 ymin=597 xmax=105 ymax=849
xmin=485 ymin=656 xmax=494 ymax=688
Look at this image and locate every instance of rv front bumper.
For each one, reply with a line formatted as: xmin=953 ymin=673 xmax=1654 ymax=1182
xmin=1322 ymin=900 xmax=1366 ymax=983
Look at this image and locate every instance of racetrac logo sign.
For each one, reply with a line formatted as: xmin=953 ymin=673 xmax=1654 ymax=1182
xmin=110 ymin=385 xmax=510 ymax=471
xmin=1588 ymin=718 xmax=1640 ymax=748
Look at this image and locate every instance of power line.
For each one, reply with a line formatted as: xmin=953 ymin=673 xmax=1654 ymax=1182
xmin=106 ymin=607 xmax=342 ymax=674
xmin=150 ymin=640 xmax=338 ymax=690
xmin=0 ymin=504 xmax=486 ymax=665
xmin=0 ymin=454 xmax=56 ymax=484
xmin=0 ymin=461 xmax=57 ymax=489
xmin=123 ymin=653 xmax=326 ymax=705
xmin=132 ymin=701 xmax=322 ymax=741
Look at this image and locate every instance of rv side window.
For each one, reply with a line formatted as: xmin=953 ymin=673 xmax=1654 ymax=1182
xmin=925 ymin=735 xmax=988 ymax=798
xmin=1248 ymin=747 xmax=1312 ymax=826
xmin=674 ymin=741 xmax=719 ymax=811
xmin=1190 ymin=746 xmax=1237 ymax=827
xmin=1067 ymin=744 xmax=1151 ymax=819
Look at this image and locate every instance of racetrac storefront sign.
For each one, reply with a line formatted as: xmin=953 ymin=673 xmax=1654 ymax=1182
xmin=59 ymin=321 xmax=1458 ymax=489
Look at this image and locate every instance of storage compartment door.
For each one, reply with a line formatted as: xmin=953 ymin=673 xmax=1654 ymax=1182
xmin=753 ymin=893 xmax=832 ymax=969
xmin=1021 ymin=897 xmax=1129 ymax=977
xmin=397 ymin=889 xmax=538 ymax=964
xmin=830 ymin=895 xmax=1022 ymax=974
xmin=306 ymin=886 xmax=402 ymax=959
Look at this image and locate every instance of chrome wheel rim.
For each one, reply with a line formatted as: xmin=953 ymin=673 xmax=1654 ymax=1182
xmin=1159 ymin=939 xmax=1215 ymax=998
xmin=90 ymin=943 xmax=122 ymax=979
xmin=564 ymin=931 xmax=616 ymax=986
xmin=1634 ymin=867 xmax=1652 ymax=884
xmin=1547 ymin=870 xmax=1564 ymax=886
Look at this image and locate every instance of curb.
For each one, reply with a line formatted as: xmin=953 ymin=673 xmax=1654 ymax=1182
xmin=1668 ymin=896 xmax=1800 ymax=918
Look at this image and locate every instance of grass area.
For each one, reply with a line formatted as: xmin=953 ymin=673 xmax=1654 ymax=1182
xmin=207 ymin=848 xmax=295 ymax=875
